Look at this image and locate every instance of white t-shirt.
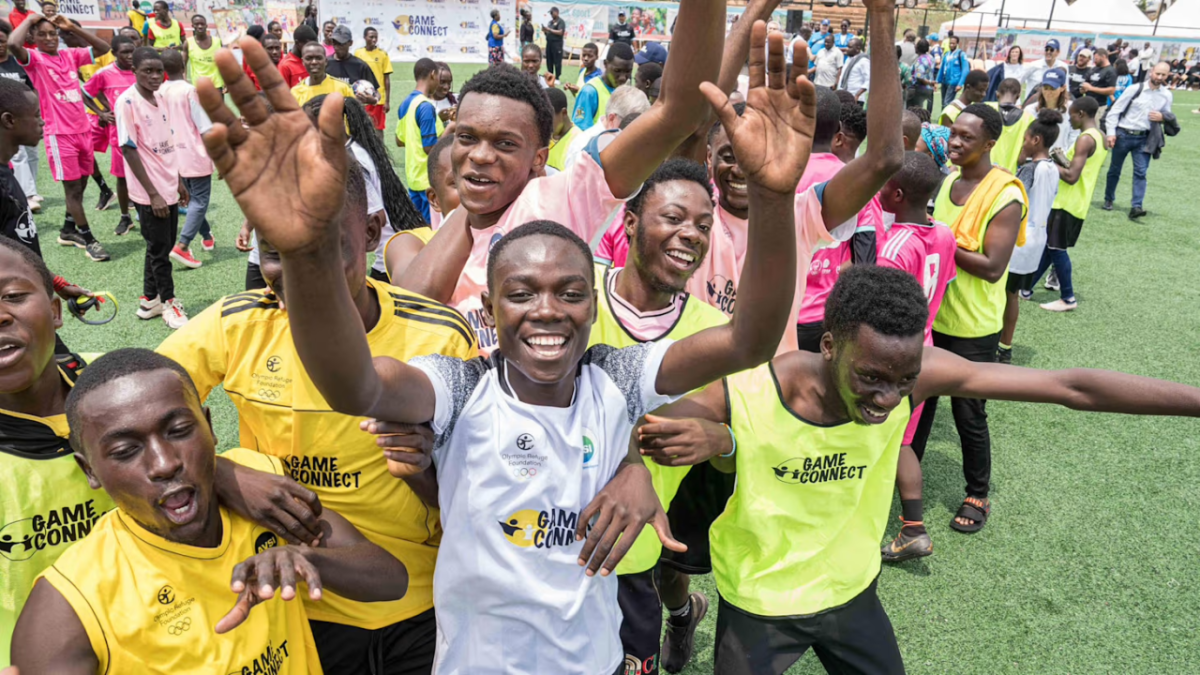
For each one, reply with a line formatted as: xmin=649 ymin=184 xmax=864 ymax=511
xmin=814 ymin=46 xmax=844 ymax=87
xmin=411 ymin=340 xmax=680 ymax=675
xmin=1023 ymin=102 xmax=1077 ymax=154
xmin=1011 ymin=158 xmax=1058 ymax=274
xmin=841 ymin=54 xmax=870 ymax=94
xmin=349 ymin=141 xmax=392 ymax=275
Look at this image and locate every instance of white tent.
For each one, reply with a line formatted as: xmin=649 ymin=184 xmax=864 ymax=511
xmin=940 ymin=0 xmax=1156 ymax=35
xmin=1152 ymin=0 xmax=1200 ymax=38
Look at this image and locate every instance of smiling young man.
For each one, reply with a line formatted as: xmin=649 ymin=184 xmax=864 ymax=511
xmin=572 ymin=40 xmax=634 ymax=130
xmin=290 ymin=42 xmax=352 ymax=107
xmin=354 ymin=26 xmax=391 ymax=135
xmin=158 ymin=139 xmax=476 ymax=673
xmin=194 ymin=22 xmax=814 ymax=674
xmin=9 ymin=348 xmax=409 ymax=675
xmin=8 ymin=12 xmax=112 ymax=262
xmin=939 ymin=68 xmax=988 ymax=126
xmin=637 ymin=264 xmax=1200 ymax=675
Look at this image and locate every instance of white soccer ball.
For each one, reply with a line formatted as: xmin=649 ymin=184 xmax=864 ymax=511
xmin=352 ymin=80 xmax=378 ymax=99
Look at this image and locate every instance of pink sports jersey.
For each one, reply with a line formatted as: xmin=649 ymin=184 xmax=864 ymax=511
xmin=20 ymin=48 xmax=94 ymax=136
xmin=446 ymin=144 xmax=626 ymax=353
xmin=114 ymin=87 xmax=179 ymax=206
xmin=876 ymin=219 xmax=958 ymax=345
xmin=157 ymin=80 xmax=214 ymax=177
xmin=794 ymin=153 xmax=887 ymax=326
xmin=82 ymin=63 xmax=136 ymax=146
xmin=595 ymin=209 xmax=630 ymax=268
xmin=606 ymin=267 xmax=686 ymax=340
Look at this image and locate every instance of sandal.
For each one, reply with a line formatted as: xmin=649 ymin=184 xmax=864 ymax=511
xmin=881 ymin=519 xmax=933 ymax=563
xmin=949 ymin=496 xmax=990 ymax=534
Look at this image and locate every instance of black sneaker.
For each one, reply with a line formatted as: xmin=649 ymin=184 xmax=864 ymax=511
xmin=1129 ymin=207 xmax=1147 ymax=219
xmin=661 ymin=592 xmax=709 ymax=674
xmin=84 ymin=239 xmax=111 ymax=262
xmin=115 ymin=215 xmax=135 ymax=236
xmin=1102 ymin=201 xmax=1113 ymax=211
xmin=57 ymin=228 xmax=87 ymax=248
xmin=96 ymin=186 xmax=116 ymax=211
xmin=995 ymin=346 xmax=1013 ymax=365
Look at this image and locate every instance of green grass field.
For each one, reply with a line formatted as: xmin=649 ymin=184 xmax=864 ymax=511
xmin=42 ymin=64 xmax=1200 ymax=674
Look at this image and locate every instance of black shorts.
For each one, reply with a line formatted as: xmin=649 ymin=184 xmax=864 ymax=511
xmin=309 ymin=609 xmax=437 ymax=675
xmin=713 ymin=578 xmax=904 ymax=675
xmin=1046 ymin=208 xmax=1085 ymax=250
xmin=795 ymin=321 xmax=825 ymax=354
xmin=1006 ymin=270 xmax=1038 ymax=294
xmin=618 ymin=567 xmax=662 ymax=675
xmin=659 ymin=461 xmax=736 ymax=575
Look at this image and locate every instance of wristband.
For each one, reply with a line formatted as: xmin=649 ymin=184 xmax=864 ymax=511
xmin=52 ymin=275 xmax=70 ymax=292
xmin=719 ymin=423 xmax=737 ymax=459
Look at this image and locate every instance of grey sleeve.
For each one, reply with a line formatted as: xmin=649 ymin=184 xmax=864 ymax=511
xmin=409 ymin=354 xmax=487 ymax=448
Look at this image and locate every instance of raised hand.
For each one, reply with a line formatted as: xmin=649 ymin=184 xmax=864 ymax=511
xmin=216 ymin=546 xmax=323 ymax=634
xmin=197 ymin=38 xmax=347 ymax=256
xmin=699 ymin=20 xmax=816 ymax=195
xmin=573 ymin=462 xmax=686 ymax=577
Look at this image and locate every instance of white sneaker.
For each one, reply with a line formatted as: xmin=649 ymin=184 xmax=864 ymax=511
xmin=1044 ymin=271 xmax=1060 ymax=291
xmin=137 ymin=295 xmax=163 ymax=320
xmin=1040 ymin=298 xmax=1077 ymax=312
xmin=161 ymin=298 xmax=189 ymax=329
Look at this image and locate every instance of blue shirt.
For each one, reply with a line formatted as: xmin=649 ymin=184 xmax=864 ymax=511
xmin=487 ymin=21 xmax=504 ymax=48
xmin=397 ymin=91 xmax=439 ymax=150
xmin=809 ymin=31 xmax=829 ymax=51
xmin=834 ymin=32 xmax=852 ymax=49
xmin=938 ymin=48 xmax=970 ymax=87
xmin=572 ymin=78 xmax=612 ymax=131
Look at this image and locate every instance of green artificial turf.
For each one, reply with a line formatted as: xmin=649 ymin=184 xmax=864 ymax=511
xmin=44 ymin=64 xmax=1200 ymax=674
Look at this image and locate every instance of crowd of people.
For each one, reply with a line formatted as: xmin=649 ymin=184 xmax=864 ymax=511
xmin=2 ymin=1 xmax=1198 ymax=674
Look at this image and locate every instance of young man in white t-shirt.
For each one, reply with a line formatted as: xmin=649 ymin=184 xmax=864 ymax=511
xmin=197 ymin=26 xmax=819 ymax=675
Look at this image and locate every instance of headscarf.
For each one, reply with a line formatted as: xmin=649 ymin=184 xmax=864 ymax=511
xmin=920 ymin=122 xmax=951 ymax=172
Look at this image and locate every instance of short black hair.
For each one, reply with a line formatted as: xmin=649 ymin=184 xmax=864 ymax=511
xmin=522 ymin=42 xmax=542 ymax=58
xmin=459 ymin=64 xmax=554 ymax=147
xmin=132 ymin=46 xmax=161 ymax=69
xmin=486 ymin=221 xmax=593 ymax=294
xmin=293 ymin=24 xmax=317 ymax=44
xmin=607 ymin=41 xmax=634 ymax=62
xmin=545 ymin=86 xmax=568 ymax=113
xmin=708 ymin=101 xmax=745 ymax=143
xmin=1115 ymin=58 xmax=1129 ymax=76
xmin=1070 ymin=96 xmax=1099 ymax=118
xmin=268 ymin=20 xmax=281 ymax=30
xmin=813 ymin=87 xmax=843 ymax=145
xmin=997 ymin=77 xmax=1022 ymax=97
xmin=0 ymin=75 xmax=37 ymax=117
xmin=0 ymin=19 xmax=12 ymax=35
xmin=1028 ymin=108 xmax=1062 ymax=147
xmin=0 ymin=236 xmax=53 ymax=297
xmin=153 ymin=0 xmax=168 ymax=8
xmin=619 ymin=111 xmax=641 ymax=130
xmin=160 ymin=47 xmax=184 ymax=75
xmin=839 ymin=103 xmax=866 ymax=142
xmin=908 ymin=105 xmax=931 ymax=123
xmin=110 ymin=34 xmax=135 ymax=53
xmin=66 ymin=349 xmax=200 ymax=455
xmin=635 ymin=62 xmax=662 ymax=85
xmin=961 ymin=102 xmax=1003 ymax=141
xmin=363 ymin=25 xmax=376 ymax=37
xmin=892 ymin=151 xmax=943 ymax=203
xmin=901 ymin=109 xmax=923 ymax=146
xmin=582 ymin=42 xmax=598 ymax=53
xmin=413 ymin=57 xmax=437 ymax=81
xmin=965 ymin=69 xmax=990 ymax=89
xmin=824 ymin=265 xmax=927 ymax=344
xmin=426 ymin=132 xmax=454 ymax=187
xmin=916 ymin=38 xmax=929 ymax=54
xmin=626 ymin=158 xmax=713 ymax=218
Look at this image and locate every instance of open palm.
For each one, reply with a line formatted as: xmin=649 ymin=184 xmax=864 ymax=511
xmin=197 ymin=39 xmax=348 ymax=255
xmin=701 ymin=22 xmax=817 ymax=195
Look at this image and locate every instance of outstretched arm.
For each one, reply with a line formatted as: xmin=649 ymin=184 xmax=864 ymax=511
xmin=915 ymin=347 xmax=1200 ymax=416
xmin=197 ymin=38 xmax=435 ymax=423
xmin=655 ymin=24 xmax=814 ymax=396
xmin=819 ymin=0 xmax=904 ymax=230
xmin=599 ymin=0 xmax=724 ymax=198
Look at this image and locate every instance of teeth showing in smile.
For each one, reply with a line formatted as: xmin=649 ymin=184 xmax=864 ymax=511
xmin=527 ymin=336 xmax=566 ymax=347
xmin=728 ymin=180 xmax=747 ymax=190
xmin=173 ymin=504 xmax=189 ymax=515
xmin=466 ymin=176 xmax=495 ymax=185
xmin=667 ymin=250 xmax=697 ymax=263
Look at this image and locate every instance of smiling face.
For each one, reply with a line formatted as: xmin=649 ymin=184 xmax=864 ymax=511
xmin=825 ymin=325 xmax=923 ymax=426
xmin=708 ymin=124 xmax=747 ymax=217
xmin=434 ymin=68 xmax=453 ymax=100
xmin=32 ymin=20 xmax=58 ymax=55
xmin=191 ymin=14 xmax=207 ymax=38
xmin=483 ymin=234 xmax=596 ymax=390
xmin=153 ymin=0 xmax=168 ymax=20
xmin=626 ymin=179 xmax=714 ymax=295
xmin=74 ymin=369 xmax=220 ymax=545
xmin=452 ymin=92 xmax=546 ymax=218
xmin=947 ymin=112 xmax=994 ymax=168
xmin=948 ymin=36 xmax=958 ymax=51
xmin=0 ymin=248 xmax=59 ymax=397
xmin=1008 ymin=46 xmax=1021 ymax=64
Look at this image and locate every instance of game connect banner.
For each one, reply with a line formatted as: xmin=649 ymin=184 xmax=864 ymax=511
xmin=320 ymin=0 xmax=514 ymax=63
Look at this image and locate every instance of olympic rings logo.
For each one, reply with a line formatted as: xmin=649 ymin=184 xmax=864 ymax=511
xmin=167 ymin=617 xmax=192 ymax=635
xmin=258 ymin=389 xmax=281 ymax=401
xmin=513 ymin=467 xmax=538 ymax=479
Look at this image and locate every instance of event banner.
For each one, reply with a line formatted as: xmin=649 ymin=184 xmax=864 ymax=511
xmin=320 ymin=0 xmax=514 ymax=63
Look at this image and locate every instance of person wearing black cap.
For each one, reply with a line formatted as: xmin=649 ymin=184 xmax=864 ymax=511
xmin=635 ymin=40 xmax=666 ymax=69
xmin=543 ymin=6 xmax=565 ymax=79
xmin=326 ymin=23 xmax=379 ymax=107
xmin=610 ymin=10 xmax=634 ymax=46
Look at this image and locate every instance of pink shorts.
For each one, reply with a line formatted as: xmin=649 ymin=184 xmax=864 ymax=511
xmin=46 ymin=133 xmax=96 ymax=182
xmin=902 ymin=401 xmax=925 ymax=447
xmin=89 ymin=115 xmax=108 ymax=152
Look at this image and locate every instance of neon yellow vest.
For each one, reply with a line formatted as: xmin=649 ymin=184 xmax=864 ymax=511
xmin=147 ymin=18 xmax=183 ymax=48
xmin=587 ymin=265 xmax=727 ymax=574
xmin=584 ymin=77 xmax=613 ymax=126
xmin=710 ymin=362 xmax=911 ymax=616
xmin=547 ymin=125 xmax=580 ymax=171
xmin=1051 ymin=127 xmax=1107 ymax=220
xmin=0 ymin=354 xmax=115 ymax=666
xmin=186 ymin=35 xmax=224 ymax=89
xmin=989 ymin=103 xmax=1036 ymax=173
xmin=400 ymin=92 xmax=444 ymax=192
xmin=931 ymin=176 xmax=1026 ymax=338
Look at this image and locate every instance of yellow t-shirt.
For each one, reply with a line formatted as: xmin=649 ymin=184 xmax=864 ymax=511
xmin=80 ymin=52 xmax=116 ymax=117
xmin=354 ymin=47 xmax=393 ymax=106
xmin=382 ymin=227 xmax=436 ymax=282
xmin=291 ymin=76 xmax=355 ymax=107
xmin=40 ymin=450 xmax=322 ymax=674
xmin=157 ymin=280 xmax=477 ymax=629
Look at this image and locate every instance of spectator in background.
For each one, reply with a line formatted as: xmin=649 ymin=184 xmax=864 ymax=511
xmin=325 ymin=24 xmax=379 ymax=107
xmin=519 ymin=8 xmax=533 ymax=50
xmin=142 ymin=0 xmax=183 ymax=49
xmin=1104 ymin=61 xmax=1173 ymax=219
xmin=278 ymin=23 xmax=315 ymax=88
xmin=634 ymin=61 xmax=661 ymax=99
xmin=838 ymin=37 xmax=870 ymax=103
xmin=267 ymin=20 xmax=282 ymax=41
xmin=1126 ymin=49 xmax=1141 ymax=82
xmin=261 ymin=32 xmax=282 ymax=66
xmin=1137 ymin=41 xmax=1155 ymax=80
xmin=395 ymin=58 xmax=442 ymax=222
xmin=573 ymin=40 xmax=633 ymax=130
xmin=1067 ymin=48 xmax=1091 ymax=99
xmin=542 ymin=6 xmax=565 ymax=79
xmin=183 ymin=14 xmax=222 ymax=93
xmin=290 ymin=41 xmax=352 ymax=106
xmin=520 ymin=43 xmax=550 ymax=88
xmin=909 ymin=37 xmax=935 ymax=114
xmin=356 ymin=26 xmax=392 ymax=137
xmin=1113 ymin=58 xmax=1132 ymax=104
xmin=937 ymin=34 xmax=970 ymax=105
xmin=1025 ymin=68 xmax=1075 ymax=154
xmin=159 ymin=48 xmax=214 ymax=270
xmin=432 ymin=61 xmax=456 ymax=121
xmin=809 ymin=17 xmax=830 ymax=51
xmin=1080 ymin=49 xmax=1115 ymax=129
xmin=811 ymin=32 xmax=842 ymax=88
xmin=835 ymin=18 xmax=853 ymax=50
xmin=1021 ymin=39 xmax=1067 ymax=104
xmin=0 ymin=20 xmax=39 ymax=212
xmin=899 ymin=29 xmax=917 ymax=67
xmin=320 ymin=20 xmax=334 ymax=56
xmin=486 ymin=9 xmax=506 ymax=66
xmin=544 ymin=87 xmax=579 ymax=172
xmin=609 ymin=10 xmax=634 ymax=46
xmin=564 ymin=41 xmax=602 ymax=95
xmin=1001 ymin=45 xmax=1025 ymax=91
